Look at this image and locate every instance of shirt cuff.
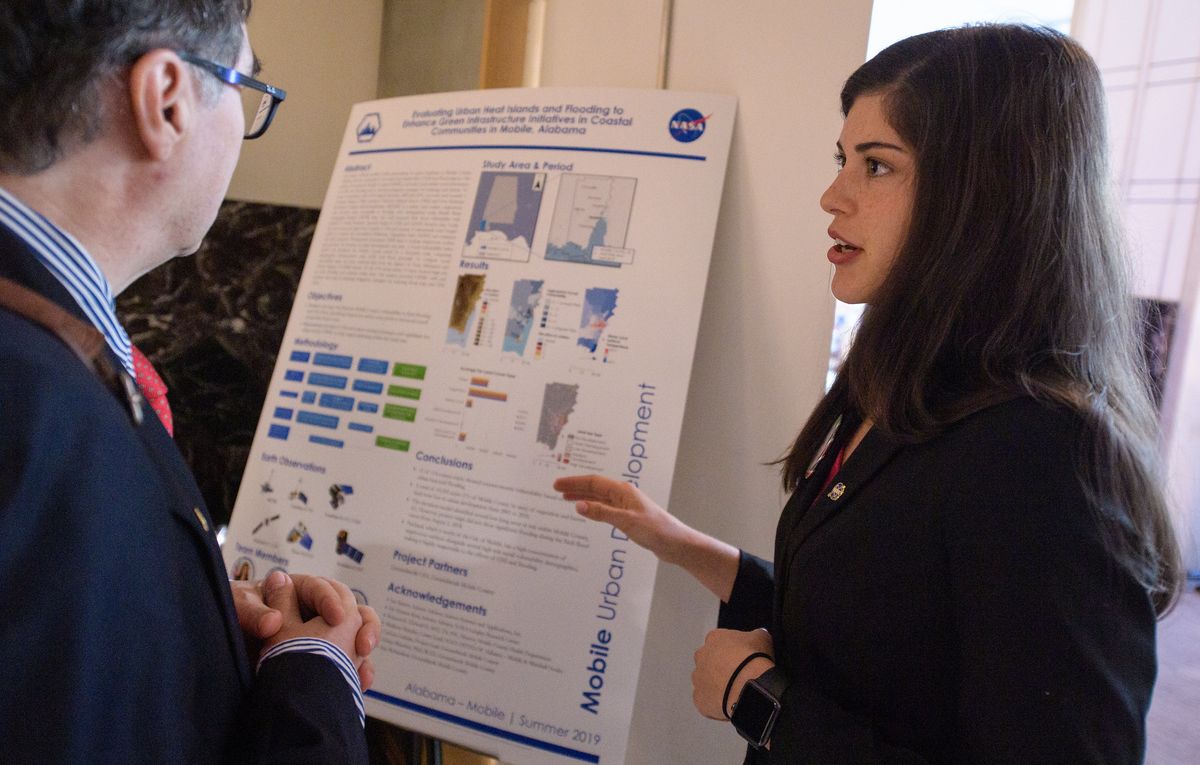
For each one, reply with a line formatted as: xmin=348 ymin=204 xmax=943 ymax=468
xmin=258 ymin=637 xmax=365 ymax=727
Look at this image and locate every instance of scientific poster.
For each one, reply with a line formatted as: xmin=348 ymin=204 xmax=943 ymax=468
xmin=224 ymin=87 xmax=735 ymax=764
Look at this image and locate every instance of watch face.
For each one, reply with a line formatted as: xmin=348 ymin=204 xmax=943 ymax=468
xmin=731 ymin=681 xmax=781 ymax=748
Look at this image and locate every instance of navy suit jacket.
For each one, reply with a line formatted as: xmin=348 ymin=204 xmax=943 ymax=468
xmin=0 ymin=225 xmax=367 ymax=763
xmin=721 ymin=400 xmax=1157 ymax=764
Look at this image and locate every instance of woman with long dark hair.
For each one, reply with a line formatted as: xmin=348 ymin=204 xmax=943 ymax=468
xmin=555 ymin=24 xmax=1181 ymax=763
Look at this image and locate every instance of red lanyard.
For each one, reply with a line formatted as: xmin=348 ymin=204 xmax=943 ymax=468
xmin=817 ymin=446 xmax=846 ymax=499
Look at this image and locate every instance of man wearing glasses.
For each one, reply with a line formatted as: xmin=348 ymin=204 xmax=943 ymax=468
xmin=0 ymin=1 xmax=376 ymax=761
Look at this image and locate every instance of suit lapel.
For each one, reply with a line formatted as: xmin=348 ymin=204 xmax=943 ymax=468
xmin=784 ymin=425 xmax=904 ymax=551
xmin=136 ymin=419 xmax=254 ymax=688
xmin=1 ymin=228 xmax=253 ymax=688
xmin=775 ymin=412 xmax=860 ymax=550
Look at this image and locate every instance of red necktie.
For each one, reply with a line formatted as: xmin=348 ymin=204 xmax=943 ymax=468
xmin=131 ymin=345 xmax=173 ymax=436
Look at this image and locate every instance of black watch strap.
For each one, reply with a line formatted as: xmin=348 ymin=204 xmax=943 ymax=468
xmin=731 ymin=665 xmax=790 ymax=749
xmin=751 ymin=665 xmax=789 ymax=699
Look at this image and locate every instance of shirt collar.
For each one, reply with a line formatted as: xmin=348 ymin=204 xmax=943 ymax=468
xmin=0 ymin=186 xmax=134 ymax=376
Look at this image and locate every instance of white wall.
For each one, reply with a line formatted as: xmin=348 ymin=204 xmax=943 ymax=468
xmin=1164 ymin=234 xmax=1200 ymax=571
xmin=378 ymin=0 xmax=484 ymax=98
xmin=535 ymin=1 xmax=665 ymax=89
xmin=534 ymin=2 xmax=873 ymax=762
xmin=228 ymin=0 xmax=384 ymax=209
xmin=1074 ymin=0 xmax=1200 ymax=569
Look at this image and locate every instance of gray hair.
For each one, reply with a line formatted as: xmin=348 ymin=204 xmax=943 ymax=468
xmin=0 ymin=0 xmax=252 ymax=174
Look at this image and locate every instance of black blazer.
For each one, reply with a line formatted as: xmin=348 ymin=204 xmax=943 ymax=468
xmin=0 ymin=225 xmax=366 ymax=764
xmin=721 ymin=400 xmax=1156 ymax=763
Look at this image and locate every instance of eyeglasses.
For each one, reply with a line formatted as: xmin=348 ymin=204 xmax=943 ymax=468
xmin=178 ymin=52 xmax=287 ymax=140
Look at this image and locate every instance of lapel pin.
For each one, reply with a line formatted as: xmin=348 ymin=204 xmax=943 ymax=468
xmin=827 ymin=482 xmax=846 ymax=501
xmin=119 ymin=371 xmax=145 ymax=426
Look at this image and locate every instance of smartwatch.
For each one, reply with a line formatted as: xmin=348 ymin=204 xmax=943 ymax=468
xmin=730 ymin=665 xmax=789 ymax=749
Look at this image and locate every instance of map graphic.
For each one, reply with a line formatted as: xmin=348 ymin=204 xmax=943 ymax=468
xmin=503 ymin=279 xmax=544 ymax=355
xmin=447 ymin=274 xmax=486 ymax=346
xmin=537 ymin=382 xmax=579 ymax=450
xmin=463 ymin=171 xmax=546 ymax=262
xmin=578 ymin=288 xmax=618 ymax=352
xmin=546 ymin=174 xmax=637 ymax=267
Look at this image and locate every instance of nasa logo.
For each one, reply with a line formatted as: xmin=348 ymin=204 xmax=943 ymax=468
xmin=357 ymin=112 xmax=382 ymax=143
xmin=668 ymin=108 xmax=708 ymax=143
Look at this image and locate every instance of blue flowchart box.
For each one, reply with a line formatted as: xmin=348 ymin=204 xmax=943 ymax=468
xmin=353 ymin=380 xmax=384 ymax=395
xmin=357 ymin=358 xmax=388 ymax=374
xmin=308 ymin=372 xmax=348 ymax=390
xmin=297 ymin=411 xmax=339 ymax=429
xmin=314 ymin=353 xmax=353 ymax=369
xmin=319 ymin=393 xmax=355 ymax=412
xmin=310 ymin=435 xmax=344 ymax=449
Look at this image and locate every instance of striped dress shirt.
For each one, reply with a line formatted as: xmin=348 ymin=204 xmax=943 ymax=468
xmin=0 ymin=186 xmax=134 ymax=375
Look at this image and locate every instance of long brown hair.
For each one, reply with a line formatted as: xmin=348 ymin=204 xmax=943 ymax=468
xmin=782 ymin=25 xmax=1181 ymax=614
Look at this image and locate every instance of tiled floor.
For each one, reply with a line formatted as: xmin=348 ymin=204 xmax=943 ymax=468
xmin=1146 ymin=584 xmax=1200 ymax=764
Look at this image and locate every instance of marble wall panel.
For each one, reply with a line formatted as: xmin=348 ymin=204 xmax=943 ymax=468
xmin=117 ymin=200 xmax=319 ymax=526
